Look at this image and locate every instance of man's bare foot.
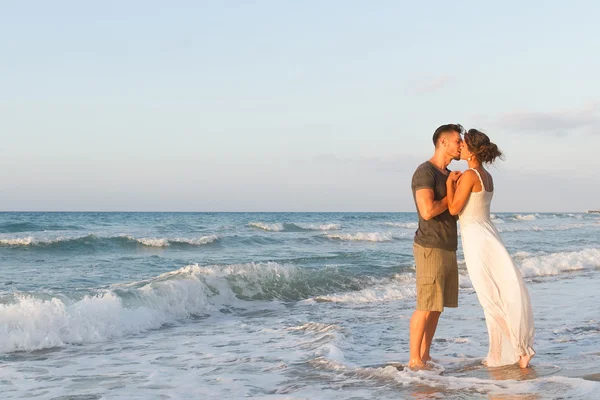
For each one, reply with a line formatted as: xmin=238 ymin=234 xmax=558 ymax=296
xmin=519 ymin=354 xmax=533 ymax=369
xmin=408 ymin=360 xmax=427 ymax=370
xmin=421 ymin=355 xmax=432 ymax=362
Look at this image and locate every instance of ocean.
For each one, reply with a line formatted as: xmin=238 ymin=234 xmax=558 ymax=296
xmin=0 ymin=212 xmax=599 ymax=399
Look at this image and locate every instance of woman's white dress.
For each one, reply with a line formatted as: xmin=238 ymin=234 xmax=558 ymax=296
xmin=458 ymin=169 xmax=535 ymax=367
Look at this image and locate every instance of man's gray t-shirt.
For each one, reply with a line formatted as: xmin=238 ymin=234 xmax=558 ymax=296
xmin=411 ymin=161 xmax=458 ymax=251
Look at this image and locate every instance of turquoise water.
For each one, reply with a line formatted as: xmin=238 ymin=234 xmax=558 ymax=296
xmin=1 ymin=212 xmax=599 ymax=399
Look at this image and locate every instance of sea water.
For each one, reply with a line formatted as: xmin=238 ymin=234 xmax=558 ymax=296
xmin=1 ymin=212 xmax=599 ymax=399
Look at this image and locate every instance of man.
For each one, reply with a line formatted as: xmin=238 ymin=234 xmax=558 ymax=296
xmin=408 ymin=124 xmax=463 ymax=369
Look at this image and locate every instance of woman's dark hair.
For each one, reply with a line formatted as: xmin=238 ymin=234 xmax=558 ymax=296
xmin=464 ymin=129 xmax=503 ymax=164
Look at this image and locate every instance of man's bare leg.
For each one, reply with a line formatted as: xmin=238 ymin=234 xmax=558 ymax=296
xmin=420 ymin=311 xmax=440 ymax=362
xmin=409 ymin=310 xmax=430 ymax=369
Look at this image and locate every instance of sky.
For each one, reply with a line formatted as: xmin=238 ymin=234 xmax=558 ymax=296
xmin=1 ymin=1 xmax=599 ymax=212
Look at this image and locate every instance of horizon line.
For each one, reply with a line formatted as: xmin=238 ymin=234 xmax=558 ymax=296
xmin=0 ymin=210 xmax=591 ymax=213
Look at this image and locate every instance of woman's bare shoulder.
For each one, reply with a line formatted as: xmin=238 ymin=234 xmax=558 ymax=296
xmin=460 ymin=169 xmax=479 ymax=181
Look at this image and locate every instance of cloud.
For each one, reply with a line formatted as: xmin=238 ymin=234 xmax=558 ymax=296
xmin=411 ymin=76 xmax=455 ymax=95
xmin=477 ymin=102 xmax=600 ymax=136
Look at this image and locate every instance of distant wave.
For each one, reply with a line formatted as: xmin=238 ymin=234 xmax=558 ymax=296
xmin=0 ymin=236 xmax=39 ymax=246
xmin=490 ymin=214 xmax=505 ymax=224
xmin=249 ymin=222 xmax=341 ymax=232
xmin=294 ymin=223 xmax=341 ymax=231
xmin=383 ymin=222 xmax=418 ymax=229
xmin=0 ymin=222 xmax=83 ymax=233
xmin=519 ymin=248 xmax=600 ymax=278
xmin=497 ymin=223 xmax=587 ymax=233
xmin=132 ymin=235 xmax=221 ymax=247
xmin=0 ymin=234 xmax=220 ymax=248
xmin=0 ymin=235 xmax=98 ymax=247
xmin=513 ymin=214 xmax=537 ymax=221
xmin=324 ymin=232 xmax=407 ymax=242
xmin=457 ymin=248 xmax=600 ymax=280
xmin=552 ymin=320 xmax=600 ymax=338
xmin=505 ymin=213 xmax=587 ymax=221
xmin=248 ymin=222 xmax=285 ymax=232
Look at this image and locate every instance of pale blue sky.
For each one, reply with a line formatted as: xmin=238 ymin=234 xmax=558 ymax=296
xmin=1 ymin=1 xmax=599 ymax=211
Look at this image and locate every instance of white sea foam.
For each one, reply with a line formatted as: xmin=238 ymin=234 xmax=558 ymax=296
xmin=518 ymin=248 xmax=600 ymax=278
xmin=0 ymin=234 xmax=221 ymax=247
xmin=0 ymin=262 xmax=296 ymax=353
xmin=497 ymin=223 xmax=586 ymax=233
xmin=497 ymin=226 xmax=546 ymax=232
xmin=134 ymin=235 xmax=220 ymax=247
xmin=294 ymin=321 xmax=349 ymax=363
xmin=294 ymin=223 xmax=341 ymax=231
xmin=0 ymin=279 xmax=221 ymax=353
xmin=174 ymin=235 xmax=221 ymax=245
xmin=248 ymin=222 xmax=285 ymax=231
xmin=135 ymin=237 xmax=171 ymax=247
xmin=511 ymin=213 xmax=577 ymax=221
xmin=308 ymin=355 xmax=555 ymax=397
xmin=309 ymin=275 xmax=417 ymax=304
xmin=514 ymin=214 xmax=537 ymax=221
xmin=0 ymin=235 xmax=85 ymax=246
xmin=288 ymin=322 xmax=343 ymax=333
xmin=248 ymin=222 xmax=340 ymax=231
xmin=459 ymin=248 xmax=600 ymax=280
xmin=309 ymin=356 xmax=600 ymax=399
xmin=512 ymin=251 xmax=532 ymax=259
xmin=311 ymin=285 xmax=416 ymax=304
xmin=0 ymin=236 xmax=36 ymax=246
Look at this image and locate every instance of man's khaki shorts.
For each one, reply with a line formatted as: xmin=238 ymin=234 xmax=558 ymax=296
xmin=413 ymin=243 xmax=458 ymax=312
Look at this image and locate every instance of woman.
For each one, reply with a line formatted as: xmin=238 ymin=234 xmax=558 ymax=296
xmin=446 ymin=129 xmax=535 ymax=368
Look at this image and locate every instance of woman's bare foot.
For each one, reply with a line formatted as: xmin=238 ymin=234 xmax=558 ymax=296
xmin=519 ymin=354 xmax=533 ymax=368
xmin=481 ymin=359 xmax=488 ymax=366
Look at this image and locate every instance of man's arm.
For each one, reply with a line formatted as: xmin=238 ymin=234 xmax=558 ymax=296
xmin=415 ymin=188 xmax=448 ymax=221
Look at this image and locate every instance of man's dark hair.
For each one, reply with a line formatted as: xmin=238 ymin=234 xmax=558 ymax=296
xmin=432 ymin=124 xmax=464 ymax=146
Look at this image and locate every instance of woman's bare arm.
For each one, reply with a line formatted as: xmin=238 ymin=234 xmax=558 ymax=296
xmin=447 ymin=170 xmax=477 ymax=215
